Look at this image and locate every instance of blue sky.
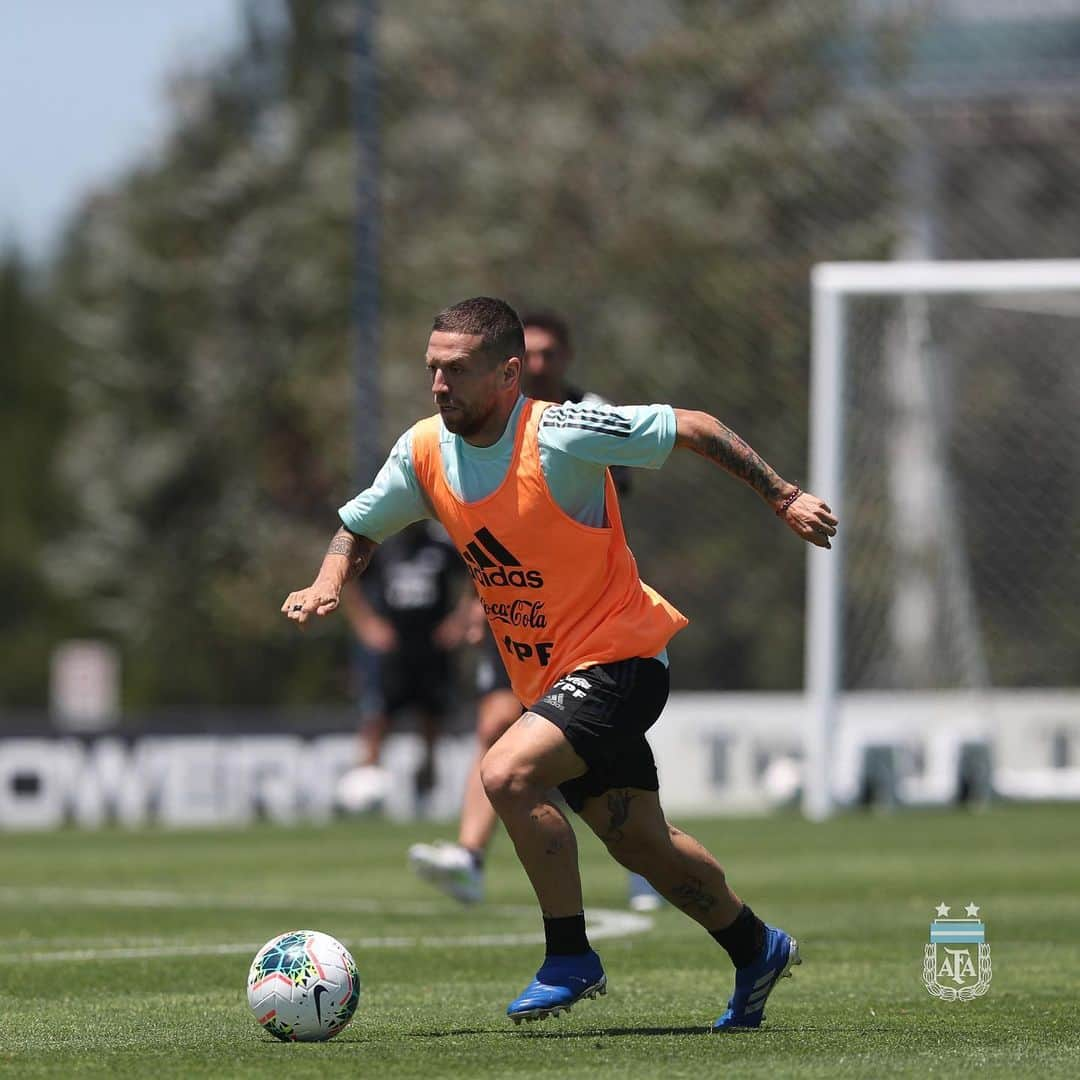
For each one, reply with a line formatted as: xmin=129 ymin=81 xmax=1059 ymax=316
xmin=1 ymin=1 xmax=241 ymax=257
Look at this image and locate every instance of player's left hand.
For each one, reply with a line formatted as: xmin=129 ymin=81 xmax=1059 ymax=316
xmin=781 ymin=492 xmax=838 ymax=549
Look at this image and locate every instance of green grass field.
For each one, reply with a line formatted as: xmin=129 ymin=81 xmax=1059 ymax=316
xmin=1 ymin=803 xmax=1078 ymax=1078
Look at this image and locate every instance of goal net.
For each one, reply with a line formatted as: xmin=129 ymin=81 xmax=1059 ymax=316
xmin=805 ymin=261 xmax=1080 ymax=818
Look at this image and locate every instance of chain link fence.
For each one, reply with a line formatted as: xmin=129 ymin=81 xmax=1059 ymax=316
xmin=371 ymin=0 xmax=1080 ymax=690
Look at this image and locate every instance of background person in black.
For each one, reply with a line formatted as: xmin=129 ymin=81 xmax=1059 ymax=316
xmin=408 ymin=311 xmax=659 ymax=909
xmin=336 ymin=520 xmax=472 ymax=813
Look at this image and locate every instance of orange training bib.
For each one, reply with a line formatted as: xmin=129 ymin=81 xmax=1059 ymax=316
xmin=409 ymin=400 xmax=688 ymax=704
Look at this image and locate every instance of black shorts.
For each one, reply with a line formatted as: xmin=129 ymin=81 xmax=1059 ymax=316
xmin=378 ymin=649 xmax=453 ymax=719
xmin=475 ymin=630 xmax=513 ymax=696
xmin=529 ymin=657 xmax=670 ymax=812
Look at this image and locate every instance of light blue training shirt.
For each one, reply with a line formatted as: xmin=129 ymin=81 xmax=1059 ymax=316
xmin=338 ymin=395 xmax=677 ymax=539
xmin=339 ymin=395 xmax=678 ymax=668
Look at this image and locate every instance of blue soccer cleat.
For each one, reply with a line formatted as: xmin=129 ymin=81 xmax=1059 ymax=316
xmin=711 ymin=925 xmax=801 ymax=1032
xmin=506 ymin=950 xmax=607 ymax=1024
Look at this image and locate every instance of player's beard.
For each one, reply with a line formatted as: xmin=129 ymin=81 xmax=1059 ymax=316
xmin=437 ymin=397 xmax=493 ymax=438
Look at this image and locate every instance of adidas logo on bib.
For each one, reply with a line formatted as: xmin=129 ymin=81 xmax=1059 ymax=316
xmin=460 ymin=528 xmax=544 ymax=589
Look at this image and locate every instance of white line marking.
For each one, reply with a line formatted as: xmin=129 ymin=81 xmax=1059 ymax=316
xmin=0 ymin=886 xmax=449 ymax=916
xmin=0 ymin=886 xmax=653 ymax=962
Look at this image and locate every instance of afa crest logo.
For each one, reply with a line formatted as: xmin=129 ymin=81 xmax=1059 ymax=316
xmin=922 ymin=902 xmax=992 ymax=1002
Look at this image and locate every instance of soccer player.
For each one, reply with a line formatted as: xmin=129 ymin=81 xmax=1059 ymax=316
xmin=407 ymin=310 xmax=660 ymax=911
xmin=282 ymin=297 xmax=837 ymax=1031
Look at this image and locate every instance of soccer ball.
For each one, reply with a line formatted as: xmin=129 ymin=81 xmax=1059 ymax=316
xmin=247 ymin=929 xmax=361 ymax=1042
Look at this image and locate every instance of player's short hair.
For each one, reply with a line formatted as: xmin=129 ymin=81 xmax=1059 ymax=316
xmin=521 ymin=309 xmax=571 ymax=352
xmin=432 ymin=297 xmax=525 ymax=366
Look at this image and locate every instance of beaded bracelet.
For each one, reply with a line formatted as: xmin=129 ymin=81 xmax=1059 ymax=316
xmin=776 ymin=486 xmax=802 ymax=517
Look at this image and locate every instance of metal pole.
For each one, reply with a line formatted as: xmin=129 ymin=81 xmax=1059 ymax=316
xmin=804 ymin=278 xmax=845 ymax=821
xmin=352 ymin=0 xmax=381 ymax=703
xmin=353 ymin=0 xmax=381 ymax=489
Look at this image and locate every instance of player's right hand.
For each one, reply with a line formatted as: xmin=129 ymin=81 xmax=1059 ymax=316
xmin=281 ymin=583 xmax=341 ymax=627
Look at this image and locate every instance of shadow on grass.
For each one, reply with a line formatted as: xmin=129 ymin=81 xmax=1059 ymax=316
xmin=410 ymin=1024 xmax=902 ymax=1040
xmin=519 ymin=1026 xmax=711 ymax=1038
xmin=409 ymin=1025 xmax=710 ymax=1038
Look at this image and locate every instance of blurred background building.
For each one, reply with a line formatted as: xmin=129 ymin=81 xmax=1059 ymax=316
xmin=2 ymin=1 xmax=1079 ymax=822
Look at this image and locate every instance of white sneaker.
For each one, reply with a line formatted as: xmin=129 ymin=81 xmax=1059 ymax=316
xmin=408 ymin=841 xmax=485 ymax=904
xmin=336 ymin=765 xmax=391 ymax=814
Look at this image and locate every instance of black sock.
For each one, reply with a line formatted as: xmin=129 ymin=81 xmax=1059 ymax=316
xmin=465 ymin=847 xmax=484 ymax=871
xmin=543 ymin=913 xmax=590 ymax=957
xmin=710 ymin=904 xmax=766 ymax=969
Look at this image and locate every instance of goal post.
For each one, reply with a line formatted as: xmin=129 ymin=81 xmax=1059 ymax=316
xmin=805 ymin=260 xmax=1080 ymax=820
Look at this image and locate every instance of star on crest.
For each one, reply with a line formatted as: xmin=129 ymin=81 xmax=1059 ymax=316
xmin=964 ymin=902 xmax=980 ymax=918
xmin=935 ymin=901 xmax=951 ymax=917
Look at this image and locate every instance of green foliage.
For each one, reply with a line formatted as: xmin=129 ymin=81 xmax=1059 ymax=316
xmin=0 ymin=248 xmax=80 ymax=704
xmin=48 ymin=5 xmax=357 ymax=705
xmin=45 ymin=1 xmax=901 ymax=704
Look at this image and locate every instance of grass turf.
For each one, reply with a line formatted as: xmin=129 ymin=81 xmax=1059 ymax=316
xmin=0 ymin=803 xmax=1078 ymax=1078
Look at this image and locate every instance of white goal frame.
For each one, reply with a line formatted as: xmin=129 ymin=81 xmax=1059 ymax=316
xmin=805 ymin=259 xmax=1080 ymax=820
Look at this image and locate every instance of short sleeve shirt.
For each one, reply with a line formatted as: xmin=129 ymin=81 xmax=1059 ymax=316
xmin=338 ymin=396 xmax=676 ymax=540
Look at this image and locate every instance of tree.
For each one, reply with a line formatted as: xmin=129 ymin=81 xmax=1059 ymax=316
xmin=48 ymin=0 xmax=901 ymax=703
xmin=0 ymin=247 xmax=80 ymax=704
xmin=48 ymin=2 xmax=357 ymax=705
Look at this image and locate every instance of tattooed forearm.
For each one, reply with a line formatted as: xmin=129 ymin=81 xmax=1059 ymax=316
xmin=326 ymin=527 xmax=374 ymax=580
xmin=701 ymin=427 xmax=784 ymax=502
xmin=674 ymin=409 xmax=791 ymax=506
xmin=326 ymin=529 xmax=356 ymax=558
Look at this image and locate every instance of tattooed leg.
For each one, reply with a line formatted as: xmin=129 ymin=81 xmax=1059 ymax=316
xmin=670 ymin=874 xmax=721 ymax=918
xmin=580 ymin=789 xmax=743 ymax=931
xmin=663 ymin=826 xmax=744 ymax=928
xmin=479 ymin=711 xmax=588 ymax=918
xmin=598 ymin=789 xmax=637 ymax=844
